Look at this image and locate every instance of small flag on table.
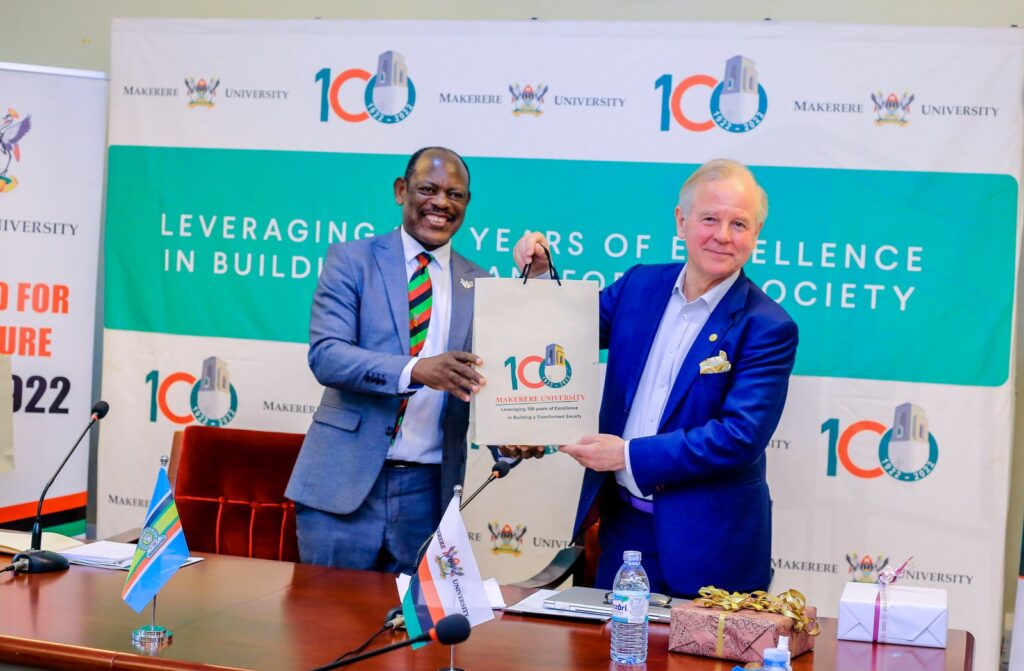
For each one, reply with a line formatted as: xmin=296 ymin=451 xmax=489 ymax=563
xmin=402 ymin=497 xmax=493 ymax=648
xmin=121 ymin=466 xmax=189 ymax=613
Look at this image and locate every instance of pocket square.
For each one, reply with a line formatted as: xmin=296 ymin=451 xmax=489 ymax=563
xmin=699 ymin=350 xmax=731 ymax=374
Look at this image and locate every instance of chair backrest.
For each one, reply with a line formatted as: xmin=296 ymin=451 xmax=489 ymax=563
xmin=579 ymin=522 xmax=601 ymax=587
xmin=171 ymin=425 xmax=304 ymax=562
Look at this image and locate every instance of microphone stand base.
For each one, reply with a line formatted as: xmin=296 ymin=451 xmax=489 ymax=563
xmin=441 ymin=643 xmax=466 ymax=671
xmin=12 ymin=550 xmax=71 ymax=573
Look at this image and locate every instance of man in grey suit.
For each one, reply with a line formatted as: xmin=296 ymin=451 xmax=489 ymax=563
xmin=286 ymin=147 xmax=490 ymax=573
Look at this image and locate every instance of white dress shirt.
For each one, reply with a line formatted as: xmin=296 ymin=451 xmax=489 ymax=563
xmin=616 ymin=265 xmax=740 ymax=500
xmin=387 ymin=227 xmax=453 ymax=464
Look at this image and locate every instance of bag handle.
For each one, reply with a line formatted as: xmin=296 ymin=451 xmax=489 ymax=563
xmin=521 ymin=244 xmax=562 ymax=286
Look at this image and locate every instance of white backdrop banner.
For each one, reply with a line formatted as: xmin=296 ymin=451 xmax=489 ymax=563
xmin=0 ymin=62 xmax=107 ymax=535
xmin=0 ymin=356 xmax=12 ymax=474
xmin=102 ymin=20 xmax=1022 ymax=671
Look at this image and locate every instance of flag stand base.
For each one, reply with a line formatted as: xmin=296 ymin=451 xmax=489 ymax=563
xmin=131 ymin=625 xmax=172 ymax=653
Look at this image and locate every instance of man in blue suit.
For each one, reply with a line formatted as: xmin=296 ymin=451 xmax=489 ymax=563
xmin=511 ymin=159 xmax=798 ymax=596
xmin=286 ymin=147 xmax=490 ymax=573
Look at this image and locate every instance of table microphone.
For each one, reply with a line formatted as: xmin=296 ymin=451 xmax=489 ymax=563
xmin=310 ymin=613 xmax=470 ymax=670
xmin=12 ymin=400 xmax=110 ymax=574
xmin=460 ymin=457 xmax=521 ymax=511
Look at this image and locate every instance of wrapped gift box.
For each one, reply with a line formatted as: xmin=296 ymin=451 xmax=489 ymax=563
xmin=669 ymin=603 xmax=816 ymax=664
xmin=837 ymin=582 xmax=947 ymax=648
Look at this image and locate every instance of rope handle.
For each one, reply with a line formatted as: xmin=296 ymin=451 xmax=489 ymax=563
xmin=521 ymin=243 xmax=562 ymax=286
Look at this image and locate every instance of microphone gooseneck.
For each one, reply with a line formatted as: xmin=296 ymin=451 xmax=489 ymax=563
xmin=310 ymin=614 xmax=471 ymax=671
xmin=17 ymin=401 xmax=109 ymax=574
xmin=459 ymin=458 xmax=519 ymax=511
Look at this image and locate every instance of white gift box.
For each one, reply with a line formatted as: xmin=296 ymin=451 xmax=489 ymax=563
xmin=837 ymin=582 xmax=948 ymax=648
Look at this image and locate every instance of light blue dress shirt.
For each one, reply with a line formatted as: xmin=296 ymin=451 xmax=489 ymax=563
xmin=616 ymin=265 xmax=741 ymax=500
xmin=389 ymin=227 xmax=452 ymax=464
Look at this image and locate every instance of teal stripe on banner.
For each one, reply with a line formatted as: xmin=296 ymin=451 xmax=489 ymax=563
xmin=105 ymin=146 xmax=1018 ymax=386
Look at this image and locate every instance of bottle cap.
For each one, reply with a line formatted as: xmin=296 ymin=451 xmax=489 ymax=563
xmin=623 ymin=550 xmax=642 ymax=563
xmin=777 ymin=634 xmax=790 ymax=651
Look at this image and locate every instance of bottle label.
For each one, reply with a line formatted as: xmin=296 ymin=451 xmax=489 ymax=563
xmin=611 ymin=592 xmax=649 ymax=624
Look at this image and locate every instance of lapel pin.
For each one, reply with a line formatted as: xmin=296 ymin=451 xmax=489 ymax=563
xmin=709 ymin=333 xmax=718 ymax=342
xmin=460 ymin=278 xmax=474 ymax=289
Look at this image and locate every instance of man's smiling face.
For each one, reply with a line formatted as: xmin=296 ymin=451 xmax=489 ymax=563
xmin=394 ymin=149 xmax=471 ymax=250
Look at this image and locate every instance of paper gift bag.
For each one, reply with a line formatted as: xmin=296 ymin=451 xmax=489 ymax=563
xmin=0 ymin=356 xmax=12 ymax=474
xmin=470 ymin=277 xmax=599 ymax=445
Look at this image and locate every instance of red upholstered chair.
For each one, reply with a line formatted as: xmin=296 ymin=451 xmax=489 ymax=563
xmin=169 ymin=425 xmax=304 ymax=562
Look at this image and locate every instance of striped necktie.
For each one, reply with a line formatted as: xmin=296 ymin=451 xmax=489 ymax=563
xmin=390 ymin=252 xmax=432 ymax=443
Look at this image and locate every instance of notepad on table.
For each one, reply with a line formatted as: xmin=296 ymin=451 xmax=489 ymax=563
xmin=0 ymin=529 xmax=83 ymax=554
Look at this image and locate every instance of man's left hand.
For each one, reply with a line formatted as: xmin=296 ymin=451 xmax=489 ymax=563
xmin=497 ymin=445 xmax=547 ymax=460
xmin=560 ymin=434 xmax=626 ymax=471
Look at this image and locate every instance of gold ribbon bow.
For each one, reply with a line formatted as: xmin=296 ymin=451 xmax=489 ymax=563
xmin=694 ymin=586 xmax=821 ymax=636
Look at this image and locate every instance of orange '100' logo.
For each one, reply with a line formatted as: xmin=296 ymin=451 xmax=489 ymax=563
xmin=145 ymin=359 xmax=238 ymax=427
xmin=503 ymin=344 xmax=572 ymax=391
xmin=821 ymin=407 xmax=938 ymax=482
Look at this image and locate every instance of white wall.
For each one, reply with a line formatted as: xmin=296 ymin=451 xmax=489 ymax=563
xmin=3 ymin=0 xmax=1023 ymax=649
xmin=4 ymin=0 xmax=1024 ymax=72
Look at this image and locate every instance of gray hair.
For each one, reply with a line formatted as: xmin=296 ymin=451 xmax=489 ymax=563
xmin=677 ymin=159 xmax=768 ymax=227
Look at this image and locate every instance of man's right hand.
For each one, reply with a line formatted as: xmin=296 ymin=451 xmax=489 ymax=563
xmin=513 ymin=232 xmax=551 ymax=277
xmin=411 ymin=351 xmax=485 ymax=402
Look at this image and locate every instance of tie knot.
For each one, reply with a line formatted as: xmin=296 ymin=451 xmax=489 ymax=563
xmin=416 ymin=252 xmax=432 ymax=270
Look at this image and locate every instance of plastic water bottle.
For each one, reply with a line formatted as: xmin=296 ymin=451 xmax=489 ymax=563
xmin=762 ymin=647 xmax=790 ymax=669
xmin=610 ymin=549 xmax=650 ymax=664
xmin=762 ymin=635 xmax=792 ymax=670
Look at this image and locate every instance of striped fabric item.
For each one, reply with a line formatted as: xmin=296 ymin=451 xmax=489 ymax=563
xmin=401 ymin=496 xmax=493 ymax=648
xmin=121 ymin=467 xmax=190 ymax=613
xmin=390 ymin=251 xmax=432 ymax=443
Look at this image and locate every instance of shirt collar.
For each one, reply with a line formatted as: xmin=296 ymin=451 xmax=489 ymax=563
xmin=400 ymin=226 xmax=451 ymax=271
xmin=674 ymin=265 xmax=741 ymax=311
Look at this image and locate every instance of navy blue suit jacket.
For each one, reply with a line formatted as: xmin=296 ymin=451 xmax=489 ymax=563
xmin=572 ymin=264 xmax=798 ymax=595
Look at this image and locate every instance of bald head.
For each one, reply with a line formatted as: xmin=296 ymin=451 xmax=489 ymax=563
xmin=404 ymin=146 xmax=470 ymax=188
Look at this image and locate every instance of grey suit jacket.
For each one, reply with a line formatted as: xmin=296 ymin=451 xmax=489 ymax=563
xmin=285 ymin=228 xmax=490 ymax=515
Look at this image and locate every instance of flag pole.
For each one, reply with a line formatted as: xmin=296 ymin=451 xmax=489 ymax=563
xmin=131 ymin=595 xmax=173 ymax=649
xmin=130 ymin=455 xmax=174 ymax=652
xmin=439 ymin=485 xmax=465 ymax=671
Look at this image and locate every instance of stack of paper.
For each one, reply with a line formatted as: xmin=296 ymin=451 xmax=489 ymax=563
xmin=58 ymin=541 xmax=205 ymax=571
xmin=60 ymin=540 xmax=136 ymax=569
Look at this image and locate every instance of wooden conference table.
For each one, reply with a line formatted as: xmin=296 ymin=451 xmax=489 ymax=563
xmin=0 ymin=553 xmax=973 ymax=671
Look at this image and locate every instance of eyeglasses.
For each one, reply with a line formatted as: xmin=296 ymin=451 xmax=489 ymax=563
xmin=604 ymin=591 xmax=673 ymax=608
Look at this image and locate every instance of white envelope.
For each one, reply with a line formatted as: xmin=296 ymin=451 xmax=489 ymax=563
xmin=837 ymin=582 xmax=948 ymax=648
